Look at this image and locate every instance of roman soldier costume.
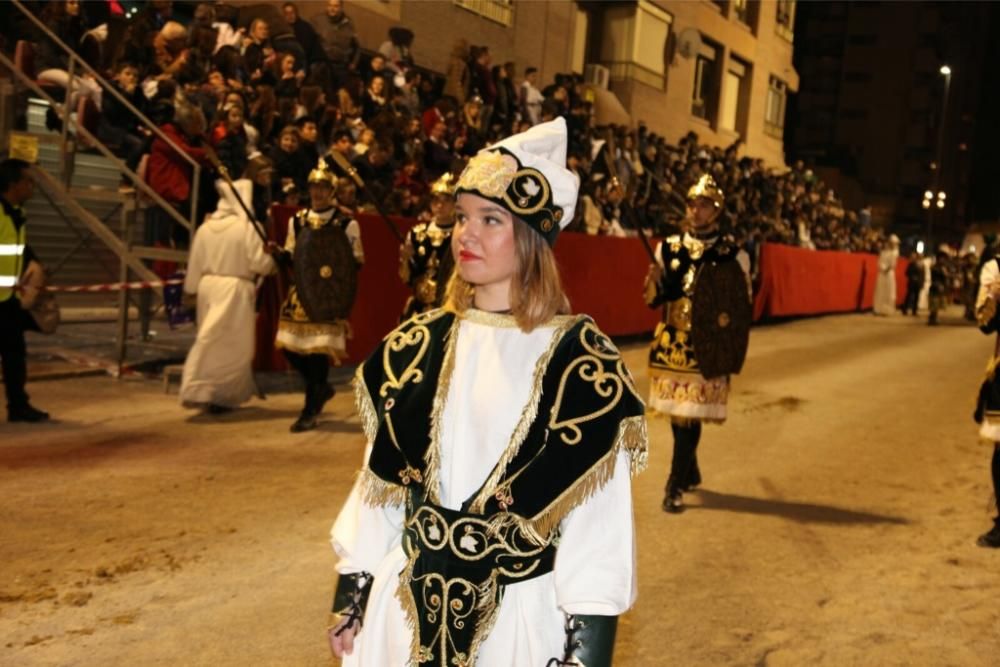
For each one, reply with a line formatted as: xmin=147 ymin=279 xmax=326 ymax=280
xmin=276 ymin=159 xmax=364 ymax=432
xmin=329 ymin=119 xmax=647 ymax=667
xmin=644 ymin=174 xmax=751 ymax=513
xmin=398 ymin=173 xmax=456 ymax=321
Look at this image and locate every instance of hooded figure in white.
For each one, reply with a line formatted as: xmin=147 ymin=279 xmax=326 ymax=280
xmin=179 ymin=179 xmax=275 ymax=410
xmin=873 ymin=234 xmax=900 ymax=316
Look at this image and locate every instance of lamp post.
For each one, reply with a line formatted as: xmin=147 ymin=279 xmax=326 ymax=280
xmin=927 ymin=64 xmax=952 ymax=250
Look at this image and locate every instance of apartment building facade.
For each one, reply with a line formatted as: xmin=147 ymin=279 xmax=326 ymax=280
xmin=339 ymin=0 xmax=799 ymax=166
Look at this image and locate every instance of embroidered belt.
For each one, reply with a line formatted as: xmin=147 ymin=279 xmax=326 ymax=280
xmin=400 ymin=500 xmax=555 ymax=667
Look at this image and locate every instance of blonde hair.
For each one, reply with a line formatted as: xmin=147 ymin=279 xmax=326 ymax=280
xmin=443 ymin=217 xmax=570 ymax=332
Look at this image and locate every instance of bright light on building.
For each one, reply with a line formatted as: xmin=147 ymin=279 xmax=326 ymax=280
xmin=924 ymin=190 xmax=933 ymax=200
xmin=936 ymin=200 xmax=945 ymax=209
xmin=917 ymin=241 xmax=925 ymax=254
xmin=940 ymin=65 xmax=952 ymax=76
xmin=937 ymin=192 xmax=946 ymax=200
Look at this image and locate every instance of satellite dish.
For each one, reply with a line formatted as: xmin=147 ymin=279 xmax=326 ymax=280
xmin=676 ymin=28 xmax=703 ymax=60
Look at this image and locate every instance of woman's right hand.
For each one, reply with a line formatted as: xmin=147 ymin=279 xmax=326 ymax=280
xmin=327 ymin=617 xmax=360 ymax=658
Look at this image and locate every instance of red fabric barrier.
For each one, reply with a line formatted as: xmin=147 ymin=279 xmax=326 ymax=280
xmin=754 ymin=242 xmax=908 ymax=320
xmin=253 ymin=219 xmax=909 ymax=371
xmin=554 ymin=233 xmax=660 ymax=336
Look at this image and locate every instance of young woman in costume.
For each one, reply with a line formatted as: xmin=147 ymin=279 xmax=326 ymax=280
xmin=327 ymin=118 xmax=647 ymax=666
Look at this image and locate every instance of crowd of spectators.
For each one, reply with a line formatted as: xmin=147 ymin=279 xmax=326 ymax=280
xmin=10 ymin=0 xmax=890 ymax=257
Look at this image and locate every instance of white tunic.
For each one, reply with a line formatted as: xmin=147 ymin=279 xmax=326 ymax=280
xmin=180 ymin=181 xmax=274 ymax=408
xmin=331 ymin=313 xmax=638 ymax=666
xmin=873 ymin=247 xmax=899 ymax=316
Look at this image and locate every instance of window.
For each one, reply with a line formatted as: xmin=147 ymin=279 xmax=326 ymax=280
xmin=453 ymin=0 xmax=513 ymax=27
xmin=691 ymin=41 xmax=719 ymax=120
xmin=597 ymin=0 xmax=672 ymax=89
xmin=765 ymin=75 xmax=787 ymax=137
xmin=720 ymin=57 xmax=750 ymax=134
xmin=775 ymin=0 xmax=795 ymax=41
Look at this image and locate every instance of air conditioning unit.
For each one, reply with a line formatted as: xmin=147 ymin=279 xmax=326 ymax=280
xmin=584 ymin=64 xmax=610 ymax=90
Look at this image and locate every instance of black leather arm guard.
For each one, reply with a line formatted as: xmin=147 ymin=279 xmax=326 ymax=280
xmin=545 ymin=614 xmax=619 ymax=667
xmin=330 ymin=571 xmax=373 ymax=635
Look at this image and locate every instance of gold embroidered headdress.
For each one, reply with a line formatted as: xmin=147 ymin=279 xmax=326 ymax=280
xmin=455 ymin=118 xmax=579 ymax=246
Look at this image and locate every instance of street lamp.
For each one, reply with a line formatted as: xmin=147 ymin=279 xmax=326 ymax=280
xmin=923 ymin=189 xmax=946 ymax=210
xmin=926 ymin=64 xmax=952 ymax=249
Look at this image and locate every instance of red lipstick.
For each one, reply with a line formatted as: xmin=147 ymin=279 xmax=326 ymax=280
xmin=458 ymin=250 xmax=481 ymax=261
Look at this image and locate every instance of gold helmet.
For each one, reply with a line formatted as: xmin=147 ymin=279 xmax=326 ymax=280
xmin=308 ymin=158 xmax=336 ymax=186
xmin=430 ymin=172 xmax=457 ymax=197
xmin=686 ymin=174 xmax=724 ymax=208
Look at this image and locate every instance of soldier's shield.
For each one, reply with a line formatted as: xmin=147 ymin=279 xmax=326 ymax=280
xmin=691 ymin=260 xmax=751 ymax=379
xmin=293 ymin=223 xmax=358 ymax=322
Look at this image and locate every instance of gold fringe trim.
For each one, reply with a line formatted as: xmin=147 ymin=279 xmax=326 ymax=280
xmin=469 ymin=315 xmax=586 ymax=513
xmin=274 ymin=338 xmax=345 ymax=365
xmin=394 ymin=546 xmax=424 ymax=665
xmin=488 ymin=415 xmax=648 ymax=546
xmin=353 ymin=363 xmax=378 ymax=445
xmin=358 ymin=468 xmax=407 ymax=508
xmin=422 ymin=319 xmax=460 ymax=506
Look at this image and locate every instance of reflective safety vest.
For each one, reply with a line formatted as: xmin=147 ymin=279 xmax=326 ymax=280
xmin=0 ymin=205 xmax=26 ymax=302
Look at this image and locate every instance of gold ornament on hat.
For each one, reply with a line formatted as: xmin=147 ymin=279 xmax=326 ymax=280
xmin=308 ymin=158 xmax=336 ymax=186
xmin=430 ymin=172 xmax=457 ymax=197
xmin=457 ymin=151 xmax=518 ymax=198
xmin=686 ymin=174 xmax=724 ymax=208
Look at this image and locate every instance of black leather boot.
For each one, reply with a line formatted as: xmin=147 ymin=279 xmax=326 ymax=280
xmin=662 ymin=476 xmax=685 ymax=513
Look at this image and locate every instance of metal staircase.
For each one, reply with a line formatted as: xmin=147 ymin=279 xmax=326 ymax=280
xmin=1 ymin=0 xmax=206 ymax=367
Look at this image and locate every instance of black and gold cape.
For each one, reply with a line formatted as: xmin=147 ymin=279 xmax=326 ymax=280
xmin=352 ymin=308 xmax=647 ymax=666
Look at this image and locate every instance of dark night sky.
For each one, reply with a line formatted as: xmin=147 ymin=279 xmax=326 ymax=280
xmin=786 ymin=2 xmax=1000 ymax=228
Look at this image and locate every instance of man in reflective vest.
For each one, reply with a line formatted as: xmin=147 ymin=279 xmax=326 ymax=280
xmin=0 ymin=158 xmax=48 ymax=422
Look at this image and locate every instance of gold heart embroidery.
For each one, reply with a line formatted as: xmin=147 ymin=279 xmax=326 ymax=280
xmin=549 ymin=356 xmax=623 ymax=445
xmin=380 ymin=325 xmax=430 ymax=397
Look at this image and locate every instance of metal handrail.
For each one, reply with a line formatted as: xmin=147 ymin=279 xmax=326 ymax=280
xmin=9 ymin=0 xmax=202 ymax=228
xmin=0 ymin=49 xmax=194 ymax=232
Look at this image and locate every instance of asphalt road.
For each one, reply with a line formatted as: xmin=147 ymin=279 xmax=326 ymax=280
xmin=1 ymin=307 xmax=998 ymax=666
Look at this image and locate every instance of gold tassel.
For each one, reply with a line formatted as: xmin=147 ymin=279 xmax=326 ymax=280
xmin=394 ymin=548 xmax=423 ymax=664
xmin=359 ymin=468 xmax=407 ymax=507
xmin=422 ymin=317 xmax=461 ymax=505
xmin=353 ymin=364 xmax=378 ymax=445
xmin=512 ymin=415 xmax=649 ymax=545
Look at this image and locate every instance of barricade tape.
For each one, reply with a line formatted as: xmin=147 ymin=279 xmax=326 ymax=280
xmin=43 ymin=278 xmax=185 ymax=293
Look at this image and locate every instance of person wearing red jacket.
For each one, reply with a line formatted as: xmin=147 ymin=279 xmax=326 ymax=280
xmin=142 ymin=105 xmax=214 ymax=338
xmin=147 ymin=105 xmax=212 ymax=212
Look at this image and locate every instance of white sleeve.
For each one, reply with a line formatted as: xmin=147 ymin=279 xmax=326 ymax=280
xmin=737 ymin=249 xmax=752 ymax=298
xmin=183 ymin=232 xmax=203 ymax=294
xmin=244 ymin=223 xmax=275 ymax=276
xmin=284 ymin=217 xmax=297 ymax=254
xmin=654 ymin=241 xmax=665 ymax=269
xmin=346 ymin=218 xmax=365 ymax=265
xmin=977 ymin=260 xmax=999 ymax=310
xmin=330 ymin=444 xmax=406 ymax=574
xmin=554 ymin=451 xmax=638 ymax=616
